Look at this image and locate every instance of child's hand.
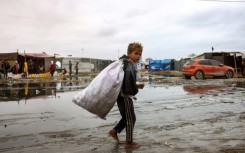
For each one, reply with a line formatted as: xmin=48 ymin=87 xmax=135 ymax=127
xmin=137 ymin=83 xmax=144 ymax=89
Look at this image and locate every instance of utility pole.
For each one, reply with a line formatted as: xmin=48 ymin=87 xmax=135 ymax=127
xmin=211 ymin=46 xmax=214 ymax=59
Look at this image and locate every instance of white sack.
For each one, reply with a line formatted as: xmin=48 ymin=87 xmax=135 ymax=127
xmin=72 ymin=60 xmax=124 ymax=119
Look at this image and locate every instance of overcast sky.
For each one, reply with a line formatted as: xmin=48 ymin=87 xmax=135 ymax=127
xmin=0 ymin=0 xmax=244 ymax=60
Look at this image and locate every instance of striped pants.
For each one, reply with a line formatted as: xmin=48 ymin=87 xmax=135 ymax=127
xmin=113 ymin=95 xmax=136 ymax=142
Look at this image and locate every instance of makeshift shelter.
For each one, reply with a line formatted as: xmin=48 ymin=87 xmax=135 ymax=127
xmin=0 ymin=52 xmax=54 ymax=74
xmin=17 ymin=52 xmax=54 ymax=74
xmin=0 ymin=52 xmax=18 ymax=69
xmin=174 ymin=58 xmax=190 ymax=71
xmin=149 ymin=59 xmax=174 ymax=72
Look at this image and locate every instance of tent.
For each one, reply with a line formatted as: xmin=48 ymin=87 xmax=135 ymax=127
xmin=0 ymin=52 xmax=54 ymax=74
xmin=149 ymin=59 xmax=174 ymax=72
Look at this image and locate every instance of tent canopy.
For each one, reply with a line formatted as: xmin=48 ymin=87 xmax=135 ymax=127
xmin=149 ymin=59 xmax=174 ymax=72
xmin=19 ymin=52 xmax=52 ymax=58
xmin=149 ymin=59 xmax=172 ymax=64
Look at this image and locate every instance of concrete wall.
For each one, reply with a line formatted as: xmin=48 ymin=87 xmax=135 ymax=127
xmin=56 ymin=57 xmax=112 ymax=73
xmin=62 ymin=57 xmax=93 ymax=73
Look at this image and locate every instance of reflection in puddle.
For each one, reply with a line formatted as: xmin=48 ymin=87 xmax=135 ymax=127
xmin=0 ymin=80 xmax=90 ymax=102
xmin=183 ymin=85 xmax=228 ymax=94
xmin=183 ymin=80 xmax=245 ymax=94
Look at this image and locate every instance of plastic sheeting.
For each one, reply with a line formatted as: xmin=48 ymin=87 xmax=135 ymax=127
xmin=149 ymin=59 xmax=174 ymax=72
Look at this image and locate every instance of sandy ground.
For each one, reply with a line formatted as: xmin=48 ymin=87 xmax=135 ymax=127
xmin=0 ymin=76 xmax=245 ymax=153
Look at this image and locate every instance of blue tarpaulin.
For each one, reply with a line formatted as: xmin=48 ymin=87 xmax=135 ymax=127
xmin=149 ymin=59 xmax=174 ymax=72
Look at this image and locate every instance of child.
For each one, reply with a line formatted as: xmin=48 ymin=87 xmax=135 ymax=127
xmin=109 ymin=42 xmax=144 ymax=149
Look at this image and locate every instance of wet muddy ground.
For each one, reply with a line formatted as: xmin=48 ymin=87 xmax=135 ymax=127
xmin=0 ymin=76 xmax=245 ymax=153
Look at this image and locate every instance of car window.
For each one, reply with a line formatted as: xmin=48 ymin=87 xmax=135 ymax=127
xmin=199 ymin=60 xmax=210 ymax=65
xmin=210 ymin=60 xmax=221 ymax=66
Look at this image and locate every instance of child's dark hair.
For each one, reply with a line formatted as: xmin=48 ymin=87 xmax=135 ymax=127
xmin=127 ymin=42 xmax=143 ymax=55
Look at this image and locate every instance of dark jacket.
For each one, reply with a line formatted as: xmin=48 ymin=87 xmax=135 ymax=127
xmin=1 ymin=62 xmax=10 ymax=71
xmin=120 ymin=55 xmax=138 ymax=96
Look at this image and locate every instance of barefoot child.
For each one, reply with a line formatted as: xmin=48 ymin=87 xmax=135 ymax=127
xmin=109 ymin=42 xmax=144 ymax=149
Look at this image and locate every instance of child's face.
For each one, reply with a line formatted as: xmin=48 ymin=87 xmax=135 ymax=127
xmin=128 ymin=48 xmax=142 ymax=63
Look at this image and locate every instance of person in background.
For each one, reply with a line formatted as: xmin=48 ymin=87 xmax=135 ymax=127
xmin=49 ymin=61 xmax=55 ymax=77
xmin=69 ymin=60 xmax=72 ymax=76
xmin=14 ymin=61 xmax=19 ymax=74
xmin=24 ymin=60 xmax=28 ymax=78
xmin=1 ymin=60 xmax=6 ymax=79
xmin=28 ymin=60 xmax=34 ymax=74
xmin=1 ymin=60 xmax=10 ymax=79
xmin=108 ymin=42 xmax=144 ymax=149
xmin=75 ymin=62 xmax=79 ymax=75
xmin=33 ymin=60 xmax=39 ymax=74
xmin=39 ymin=65 xmax=44 ymax=73
xmin=241 ymin=59 xmax=245 ymax=77
xmin=6 ymin=61 xmax=10 ymax=78
xmin=18 ymin=62 xmax=23 ymax=74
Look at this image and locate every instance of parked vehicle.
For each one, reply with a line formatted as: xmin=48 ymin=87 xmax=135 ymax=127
xmin=182 ymin=59 xmax=235 ymax=79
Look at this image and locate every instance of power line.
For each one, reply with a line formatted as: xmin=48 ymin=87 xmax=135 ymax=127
xmin=0 ymin=13 xmax=132 ymax=26
xmin=200 ymin=0 xmax=245 ymax=2
xmin=0 ymin=13 xmax=89 ymax=23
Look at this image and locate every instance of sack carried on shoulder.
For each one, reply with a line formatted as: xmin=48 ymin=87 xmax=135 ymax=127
xmin=72 ymin=60 xmax=124 ymax=119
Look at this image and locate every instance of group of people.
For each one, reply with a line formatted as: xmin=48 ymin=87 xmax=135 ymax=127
xmin=49 ymin=60 xmax=79 ymax=77
xmin=67 ymin=60 xmax=79 ymax=76
xmin=26 ymin=59 xmax=45 ymax=74
xmin=0 ymin=59 xmax=46 ymax=79
xmin=0 ymin=60 xmax=20 ymax=79
xmin=1 ymin=58 xmax=99 ymax=79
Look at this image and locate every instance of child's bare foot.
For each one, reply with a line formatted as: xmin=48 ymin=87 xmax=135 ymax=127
xmin=108 ymin=130 xmax=119 ymax=144
xmin=125 ymin=141 xmax=140 ymax=149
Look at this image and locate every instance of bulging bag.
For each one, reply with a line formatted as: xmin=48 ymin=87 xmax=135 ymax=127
xmin=72 ymin=60 xmax=124 ymax=119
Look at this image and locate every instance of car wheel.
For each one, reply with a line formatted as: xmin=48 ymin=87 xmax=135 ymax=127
xmin=195 ymin=70 xmax=204 ymax=79
xmin=225 ymin=70 xmax=233 ymax=78
xmin=184 ymin=75 xmax=191 ymax=79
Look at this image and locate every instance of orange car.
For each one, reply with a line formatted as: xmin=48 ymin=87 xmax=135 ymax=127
xmin=182 ymin=59 xmax=235 ymax=79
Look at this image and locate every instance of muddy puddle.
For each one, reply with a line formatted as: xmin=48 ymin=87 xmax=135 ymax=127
xmin=0 ymin=77 xmax=244 ymax=153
